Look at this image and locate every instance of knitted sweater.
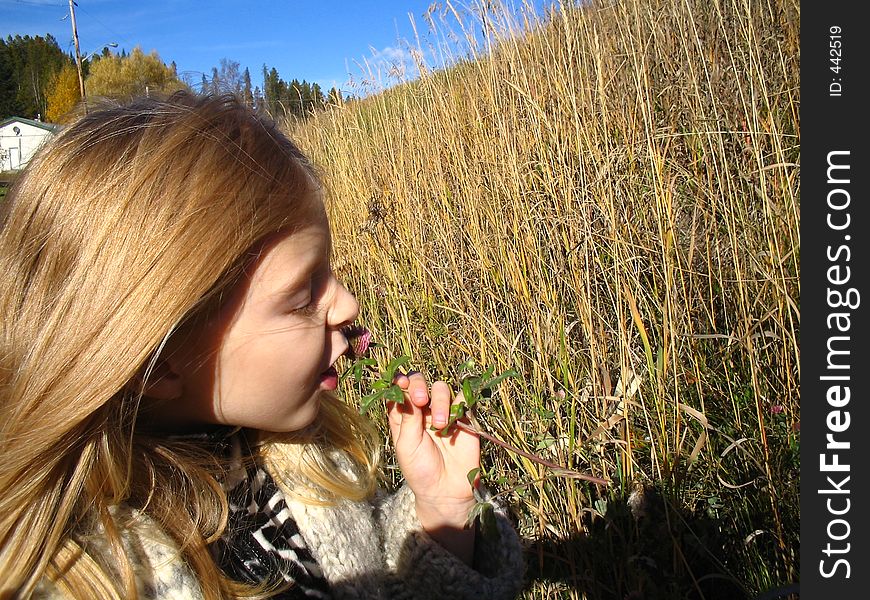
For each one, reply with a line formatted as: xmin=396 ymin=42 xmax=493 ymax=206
xmin=35 ymin=456 xmax=525 ymax=599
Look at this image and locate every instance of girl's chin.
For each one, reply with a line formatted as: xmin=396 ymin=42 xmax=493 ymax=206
xmin=261 ymin=399 xmax=322 ymax=434
xmin=318 ymin=365 xmax=339 ymax=391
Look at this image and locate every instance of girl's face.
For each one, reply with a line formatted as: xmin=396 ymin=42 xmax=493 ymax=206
xmin=158 ymin=220 xmax=359 ymax=432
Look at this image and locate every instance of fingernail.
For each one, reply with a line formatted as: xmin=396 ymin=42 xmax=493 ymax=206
xmin=433 ymin=413 xmax=447 ymax=427
xmin=407 ymin=370 xmax=421 ymax=376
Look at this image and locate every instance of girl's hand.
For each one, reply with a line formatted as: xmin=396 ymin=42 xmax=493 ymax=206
xmin=387 ymin=372 xmax=479 ymax=563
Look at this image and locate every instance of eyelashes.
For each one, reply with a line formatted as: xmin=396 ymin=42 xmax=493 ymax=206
xmin=291 ymin=271 xmax=331 ymax=316
xmin=292 ymin=299 xmax=321 ymax=316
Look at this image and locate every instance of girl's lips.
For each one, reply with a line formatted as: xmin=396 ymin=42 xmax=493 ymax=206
xmin=319 ymin=365 xmax=339 ymax=391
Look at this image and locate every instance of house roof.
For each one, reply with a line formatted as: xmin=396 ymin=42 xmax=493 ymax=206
xmin=0 ymin=117 xmax=59 ymax=133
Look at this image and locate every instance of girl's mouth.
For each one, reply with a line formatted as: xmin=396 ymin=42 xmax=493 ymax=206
xmin=319 ymin=365 xmax=339 ymax=390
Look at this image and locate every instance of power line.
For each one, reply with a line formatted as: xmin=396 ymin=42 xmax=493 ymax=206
xmin=75 ymin=3 xmax=136 ymax=53
xmin=10 ymin=1 xmax=67 ymax=7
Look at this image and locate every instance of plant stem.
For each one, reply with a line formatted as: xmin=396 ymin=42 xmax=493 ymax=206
xmin=453 ymin=421 xmax=610 ymax=486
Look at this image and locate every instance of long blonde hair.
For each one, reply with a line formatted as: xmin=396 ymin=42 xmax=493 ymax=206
xmin=0 ymin=93 xmax=379 ymax=598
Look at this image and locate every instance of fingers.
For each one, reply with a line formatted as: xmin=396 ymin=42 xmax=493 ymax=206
xmin=388 ymin=372 xmax=418 ymax=439
xmin=405 ymin=372 xmax=429 ymax=408
xmin=429 ymin=381 xmax=452 ymax=430
xmin=386 ymin=372 xmax=455 ymax=440
xmin=392 ymin=373 xmax=410 ymax=390
xmin=387 ymin=373 xmax=427 ymax=444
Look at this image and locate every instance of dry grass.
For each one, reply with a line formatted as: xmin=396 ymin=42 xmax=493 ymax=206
xmin=288 ymin=0 xmax=800 ymax=597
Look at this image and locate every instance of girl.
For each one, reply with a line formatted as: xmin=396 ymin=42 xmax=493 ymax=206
xmin=0 ymin=92 xmax=524 ymax=599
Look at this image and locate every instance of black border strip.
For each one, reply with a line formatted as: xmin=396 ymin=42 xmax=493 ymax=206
xmin=801 ymin=2 xmax=868 ymax=597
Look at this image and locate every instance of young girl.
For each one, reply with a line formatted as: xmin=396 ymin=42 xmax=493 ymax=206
xmin=0 ymin=93 xmax=524 ymax=599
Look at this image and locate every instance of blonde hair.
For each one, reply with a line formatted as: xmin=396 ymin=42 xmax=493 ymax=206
xmin=0 ymin=93 xmax=379 ymax=598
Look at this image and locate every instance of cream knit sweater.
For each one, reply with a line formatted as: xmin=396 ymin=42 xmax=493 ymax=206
xmin=36 ymin=476 xmax=525 ymax=599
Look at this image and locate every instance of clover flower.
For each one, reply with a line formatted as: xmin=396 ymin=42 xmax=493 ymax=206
xmin=342 ymin=324 xmax=373 ymax=359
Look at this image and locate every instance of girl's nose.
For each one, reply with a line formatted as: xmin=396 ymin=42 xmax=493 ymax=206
xmin=327 ymin=278 xmax=360 ymax=329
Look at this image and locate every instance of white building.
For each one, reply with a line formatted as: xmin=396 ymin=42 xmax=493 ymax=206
xmin=1 ymin=117 xmax=59 ymax=172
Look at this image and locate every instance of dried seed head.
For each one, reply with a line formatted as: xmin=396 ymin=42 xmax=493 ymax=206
xmin=628 ymin=483 xmax=649 ymax=520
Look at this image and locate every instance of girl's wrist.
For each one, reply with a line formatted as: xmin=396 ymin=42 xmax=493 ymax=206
xmin=414 ymin=497 xmax=477 ymax=531
xmin=414 ymin=497 xmax=478 ymax=565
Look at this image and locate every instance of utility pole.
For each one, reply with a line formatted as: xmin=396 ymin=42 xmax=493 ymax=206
xmin=68 ymin=0 xmax=87 ymax=112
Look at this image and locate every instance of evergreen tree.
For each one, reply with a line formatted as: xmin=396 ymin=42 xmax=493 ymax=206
xmin=263 ymin=66 xmax=283 ymax=116
xmin=327 ymin=86 xmax=342 ymax=106
xmin=0 ymin=39 xmax=21 ymax=117
xmin=1 ymin=34 xmax=71 ymax=119
xmin=311 ymin=82 xmax=324 ymax=108
xmin=256 ymin=63 xmax=328 ymax=119
xmin=243 ymin=68 xmax=253 ymax=108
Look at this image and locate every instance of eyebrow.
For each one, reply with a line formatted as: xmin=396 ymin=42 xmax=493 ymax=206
xmin=275 ymin=249 xmax=331 ymax=299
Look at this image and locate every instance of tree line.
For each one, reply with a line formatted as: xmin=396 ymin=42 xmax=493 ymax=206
xmin=1 ymin=34 xmax=341 ymax=123
xmin=197 ymin=58 xmax=344 ymax=119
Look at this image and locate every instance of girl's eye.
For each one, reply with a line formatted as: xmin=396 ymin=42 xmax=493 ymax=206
xmin=290 ymin=289 xmax=318 ymax=315
xmin=291 ymin=271 xmax=330 ymax=315
xmin=292 ymin=301 xmax=319 ymax=316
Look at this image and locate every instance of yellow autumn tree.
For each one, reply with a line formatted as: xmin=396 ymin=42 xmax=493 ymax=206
xmin=85 ymin=47 xmax=188 ymax=101
xmin=45 ymin=63 xmax=82 ymax=123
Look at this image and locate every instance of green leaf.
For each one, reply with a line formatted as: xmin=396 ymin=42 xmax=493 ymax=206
xmin=480 ymin=369 xmax=519 ymax=391
xmin=350 ymin=358 xmax=377 ymax=383
xmin=480 ymin=502 xmax=499 ymax=539
xmin=466 ymin=467 xmax=481 ymax=487
xmin=436 ymin=402 xmax=467 ymax=436
xmin=535 ymin=434 xmax=557 ymax=451
xmin=455 ymin=358 xmax=476 ymax=376
xmin=461 ymin=377 xmax=474 ymax=406
xmin=533 ymin=407 xmax=556 ymax=420
xmin=593 ymin=498 xmax=608 ymax=517
xmin=382 ymin=355 xmax=411 ymax=382
xmin=383 ymin=384 xmax=405 ymax=404
xmin=465 ymin=502 xmax=485 ymax=528
xmin=359 ymin=389 xmax=385 ymax=415
xmin=469 ymin=366 xmax=495 ymax=393
xmin=466 ymin=501 xmax=499 ymax=540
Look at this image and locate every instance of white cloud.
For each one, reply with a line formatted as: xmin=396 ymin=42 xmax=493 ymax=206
xmin=355 ymin=44 xmax=423 ymax=85
xmin=371 ymin=45 xmax=412 ymax=64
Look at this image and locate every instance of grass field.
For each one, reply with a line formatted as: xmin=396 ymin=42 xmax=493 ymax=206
xmin=289 ymin=0 xmax=800 ymax=597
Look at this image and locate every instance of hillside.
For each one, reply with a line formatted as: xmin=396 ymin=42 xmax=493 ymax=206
xmin=290 ymin=0 xmax=801 ymax=598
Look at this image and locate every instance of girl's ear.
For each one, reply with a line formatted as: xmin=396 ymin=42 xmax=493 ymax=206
xmin=138 ymin=357 xmax=183 ymax=400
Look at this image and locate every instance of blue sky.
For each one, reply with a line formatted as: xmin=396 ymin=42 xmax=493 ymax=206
xmin=2 ymin=0 xmax=546 ymax=95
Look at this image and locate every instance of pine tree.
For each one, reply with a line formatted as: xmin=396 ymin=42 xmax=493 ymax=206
xmin=1 ymin=34 xmax=71 ymax=119
xmin=243 ymin=67 xmax=253 ymax=107
xmin=327 ymin=86 xmax=342 ymax=107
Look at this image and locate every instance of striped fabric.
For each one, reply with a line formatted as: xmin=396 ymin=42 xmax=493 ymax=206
xmin=210 ymin=435 xmax=331 ymax=599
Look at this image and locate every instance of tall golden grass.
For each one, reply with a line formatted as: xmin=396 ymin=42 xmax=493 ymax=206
xmin=289 ymin=0 xmax=800 ymax=597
